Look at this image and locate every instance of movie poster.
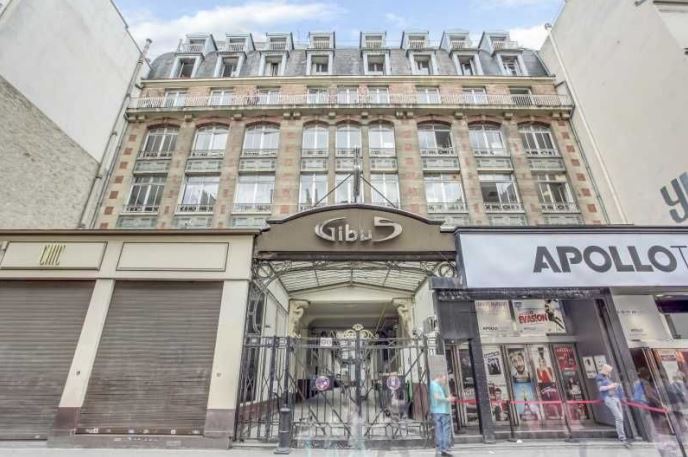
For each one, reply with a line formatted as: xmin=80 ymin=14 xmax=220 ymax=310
xmin=458 ymin=348 xmax=478 ymax=426
xmin=529 ymin=345 xmax=562 ymax=420
xmin=483 ymin=346 xmax=510 ymax=424
xmin=513 ymin=299 xmax=566 ymax=335
xmin=475 ymin=300 xmax=514 ymax=336
xmin=554 ymin=345 xmax=589 ymax=421
xmin=507 ymin=347 xmax=539 ymax=422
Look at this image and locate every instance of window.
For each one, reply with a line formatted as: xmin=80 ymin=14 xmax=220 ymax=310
xmin=501 ymin=56 xmax=522 ymax=76
xmin=417 ymin=87 xmax=440 ymax=104
xmin=302 ymin=124 xmax=329 ymax=153
xmin=520 ymin=124 xmax=558 ymax=156
xmin=335 ymin=174 xmax=362 ymax=204
xmin=336 ymin=123 xmax=361 ymax=155
xmin=510 ymin=87 xmax=533 ymax=106
xmin=125 ymin=176 xmax=165 ymax=212
xmin=417 ymin=123 xmax=453 ymax=155
xmin=337 ymin=86 xmax=359 ymax=104
xmin=469 ymin=124 xmax=506 ymax=156
xmin=243 ymin=124 xmax=279 ymax=156
xmin=457 ymin=55 xmax=478 ymax=76
xmin=368 ymin=86 xmax=389 ymax=104
xmin=174 ymin=58 xmax=196 ymax=78
xmin=140 ymin=127 xmax=178 ymax=158
xmin=370 ymin=173 xmax=400 ymax=207
xmin=535 ymin=173 xmax=577 ymax=211
xmin=368 ymin=122 xmax=395 ymax=156
xmin=424 ymin=174 xmax=465 ymax=212
xmin=413 ymin=55 xmax=432 ymax=75
xmin=219 ymin=57 xmax=239 ymax=77
xmin=311 ymin=56 xmax=329 ymax=75
xmin=179 ymin=175 xmax=219 ymax=212
xmin=209 ymin=89 xmax=234 ymax=106
xmin=163 ymin=90 xmax=187 ymax=107
xmin=479 ymin=174 xmax=521 ymax=210
xmin=307 ymin=87 xmax=328 ymax=104
xmin=234 ymin=175 xmax=275 ymax=212
xmin=264 ymin=57 xmax=282 ymax=76
xmin=192 ymin=125 xmax=228 ymax=157
xmin=299 ymin=174 xmax=328 ymax=209
xmin=257 ymin=88 xmax=280 ymax=105
xmin=462 ymin=87 xmax=487 ymax=104
xmin=367 ymin=55 xmax=385 ymax=75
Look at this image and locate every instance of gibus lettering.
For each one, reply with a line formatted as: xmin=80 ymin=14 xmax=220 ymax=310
xmin=315 ymin=216 xmax=402 ymax=243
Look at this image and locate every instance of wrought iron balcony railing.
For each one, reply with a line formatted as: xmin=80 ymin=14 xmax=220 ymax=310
xmin=483 ymin=202 xmax=524 ymax=212
xmin=540 ymin=201 xmax=579 ymax=213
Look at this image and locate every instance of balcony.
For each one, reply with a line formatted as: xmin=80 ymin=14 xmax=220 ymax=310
xmin=238 ymin=158 xmax=276 ymax=172
xmin=133 ymin=160 xmax=170 ymax=174
xmin=117 ymin=215 xmax=157 ymax=229
xmin=489 ymin=214 xmax=527 ymax=226
xmin=241 ymin=148 xmax=278 ymax=158
xmin=370 ymin=158 xmax=398 ymax=172
xmin=138 ymin=149 xmax=173 ymax=160
xmin=369 ymin=148 xmax=396 ymax=158
xmin=408 ymin=40 xmax=428 ymax=49
xmin=265 ymin=41 xmax=288 ymax=51
xmin=301 ymin=158 xmax=328 ymax=172
xmin=492 ymin=40 xmax=520 ymax=51
xmin=129 ymin=93 xmax=573 ymax=111
xmin=540 ymin=201 xmax=579 ymax=213
xmin=176 ymin=42 xmax=205 ymax=54
xmin=427 ymin=201 xmax=467 ymax=213
xmin=233 ymin=202 xmax=272 ymax=213
xmin=122 ymin=204 xmax=159 ymax=214
xmin=230 ymin=215 xmax=269 ymax=228
xmin=335 ymin=158 xmax=356 ymax=171
xmin=225 ymin=41 xmax=246 ymax=52
xmin=450 ymin=40 xmax=473 ymax=50
xmin=476 ymin=157 xmax=513 ymax=171
xmin=172 ymin=215 xmax=213 ymax=229
xmin=299 ymin=202 xmax=328 ymax=211
xmin=190 ymin=149 xmax=225 ymax=159
xmin=177 ymin=203 xmax=215 ymax=214
xmin=302 ymin=148 xmax=329 ymax=158
xmin=420 ymin=147 xmax=457 ymax=157
xmin=364 ymin=39 xmax=384 ymax=49
xmin=483 ymin=202 xmax=524 ymax=212
xmin=528 ymin=157 xmax=566 ymax=172
xmin=422 ymin=157 xmax=460 ymax=171
xmin=429 ymin=214 xmax=471 ymax=227
xmin=336 ymin=148 xmax=359 ymax=158
xmin=185 ymin=159 xmax=223 ymax=174
xmin=310 ymin=39 xmax=331 ymax=49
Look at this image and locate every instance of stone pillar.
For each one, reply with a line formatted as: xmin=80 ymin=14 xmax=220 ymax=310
xmin=204 ymin=280 xmax=250 ymax=438
xmin=273 ymin=118 xmax=302 ymax=218
xmin=157 ymin=119 xmax=196 ymax=228
xmin=395 ymin=118 xmax=426 ymax=215
xmin=504 ymin=118 xmax=543 ymax=224
xmin=452 ymin=118 xmax=488 ymax=225
xmin=52 ymin=279 xmax=114 ymax=436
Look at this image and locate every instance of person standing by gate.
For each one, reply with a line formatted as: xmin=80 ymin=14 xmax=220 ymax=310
xmin=430 ymin=373 xmax=456 ymax=457
xmin=596 ymin=364 xmax=631 ymax=448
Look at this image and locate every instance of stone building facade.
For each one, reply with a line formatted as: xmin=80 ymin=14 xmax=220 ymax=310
xmin=95 ymin=30 xmax=605 ymax=230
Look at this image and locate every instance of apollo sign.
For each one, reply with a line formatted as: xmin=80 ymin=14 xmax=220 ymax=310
xmin=458 ymin=233 xmax=688 ymax=289
xmin=315 ymin=216 xmax=402 ymax=243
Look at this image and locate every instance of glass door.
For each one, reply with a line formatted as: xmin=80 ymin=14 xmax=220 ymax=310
xmin=445 ymin=342 xmax=479 ymax=434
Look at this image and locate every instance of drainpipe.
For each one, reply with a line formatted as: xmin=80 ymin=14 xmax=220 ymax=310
xmin=79 ymin=38 xmax=152 ymax=228
xmin=543 ymin=23 xmax=629 ymax=224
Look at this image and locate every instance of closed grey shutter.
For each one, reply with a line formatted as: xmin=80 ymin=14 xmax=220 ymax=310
xmin=77 ymin=281 xmax=222 ymax=435
xmin=0 ymin=281 xmax=93 ymax=439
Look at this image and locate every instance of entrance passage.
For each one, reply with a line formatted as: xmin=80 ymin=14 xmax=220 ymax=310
xmin=235 ymin=329 xmax=432 ymax=447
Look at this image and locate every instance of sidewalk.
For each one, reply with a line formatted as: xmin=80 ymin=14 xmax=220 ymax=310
xmin=0 ymin=441 xmax=669 ymax=457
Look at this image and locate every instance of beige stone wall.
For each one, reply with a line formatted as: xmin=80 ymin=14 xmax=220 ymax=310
xmin=96 ymin=78 xmax=603 ymax=229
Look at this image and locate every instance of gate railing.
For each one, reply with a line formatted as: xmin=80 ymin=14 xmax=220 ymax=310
xmin=234 ymin=334 xmax=432 ymax=447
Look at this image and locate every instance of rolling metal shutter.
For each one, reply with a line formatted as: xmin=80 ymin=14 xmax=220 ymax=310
xmin=0 ymin=280 xmax=93 ymax=439
xmin=77 ymin=281 xmax=223 ymax=435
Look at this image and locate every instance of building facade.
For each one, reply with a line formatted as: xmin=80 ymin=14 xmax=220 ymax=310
xmin=540 ymin=0 xmax=688 ymax=225
xmin=95 ymin=30 xmax=605 ymax=231
xmin=0 ymin=0 xmax=148 ymax=229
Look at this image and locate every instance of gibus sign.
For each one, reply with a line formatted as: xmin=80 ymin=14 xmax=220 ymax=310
xmin=315 ymin=216 xmax=402 ymax=243
xmin=458 ymin=233 xmax=688 ymax=289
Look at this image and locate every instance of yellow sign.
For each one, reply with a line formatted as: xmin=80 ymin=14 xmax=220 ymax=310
xmin=38 ymin=244 xmax=66 ymax=266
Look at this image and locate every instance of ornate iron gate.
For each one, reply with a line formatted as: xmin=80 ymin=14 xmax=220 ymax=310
xmin=234 ymin=329 xmax=432 ymax=447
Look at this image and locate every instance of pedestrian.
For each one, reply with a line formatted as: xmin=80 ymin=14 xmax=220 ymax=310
xmin=430 ymin=373 xmax=455 ymax=457
xmin=596 ymin=363 xmax=631 ymax=448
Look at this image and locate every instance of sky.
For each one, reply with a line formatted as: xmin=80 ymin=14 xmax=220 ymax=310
xmin=114 ymin=0 xmax=565 ymax=58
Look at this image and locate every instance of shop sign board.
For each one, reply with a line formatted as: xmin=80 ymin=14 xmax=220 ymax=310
xmin=475 ymin=300 xmax=514 ymax=335
xmin=458 ymin=233 xmax=688 ymax=289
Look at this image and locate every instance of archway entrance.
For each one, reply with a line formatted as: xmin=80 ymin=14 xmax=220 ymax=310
xmin=233 ymin=205 xmax=458 ymax=448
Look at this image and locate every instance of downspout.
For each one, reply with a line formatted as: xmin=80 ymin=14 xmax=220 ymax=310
xmin=542 ymin=24 xmax=629 ymax=224
xmin=79 ymin=38 xmax=152 ymax=228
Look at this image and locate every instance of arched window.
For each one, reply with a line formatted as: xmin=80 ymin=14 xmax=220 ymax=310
xmin=302 ymin=124 xmax=329 ymax=156
xmin=242 ymin=124 xmax=279 ymax=156
xmin=417 ymin=123 xmax=453 ymax=155
xmin=336 ymin=123 xmax=361 ymax=157
xmin=368 ymin=122 xmax=395 ymax=157
xmin=140 ymin=126 xmax=178 ymax=159
xmin=469 ymin=123 xmax=506 ymax=156
xmin=519 ymin=124 xmax=558 ymax=156
xmin=191 ymin=125 xmax=228 ymax=157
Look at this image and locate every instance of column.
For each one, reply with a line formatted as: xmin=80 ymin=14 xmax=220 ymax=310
xmin=204 ymin=280 xmax=250 ymax=438
xmin=52 ymin=279 xmax=114 ymax=436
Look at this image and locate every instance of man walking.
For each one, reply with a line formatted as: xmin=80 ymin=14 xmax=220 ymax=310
xmin=430 ymin=373 xmax=455 ymax=457
xmin=596 ymin=363 xmax=631 ymax=448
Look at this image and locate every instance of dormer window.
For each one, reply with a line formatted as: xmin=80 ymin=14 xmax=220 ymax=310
xmin=310 ymin=56 xmax=329 ymax=75
xmin=227 ymin=38 xmax=245 ymax=52
xmin=311 ymin=36 xmax=331 ymax=49
xmin=268 ymin=37 xmax=287 ymax=51
xmin=501 ymin=56 xmax=523 ymax=76
xmin=170 ymin=57 xmax=198 ymax=79
xmin=265 ymin=57 xmax=282 ymax=76
xmin=188 ymin=39 xmax=205 ymax=51
xmin=408 ymin=35 xmax=426 ymax=49
xmin=220 ymin=57 xmax=238 ymax=77
xmin=367 ymin=55 xmax=385 ymax=74
xmin=414 ymin=55 xmax=432 ymax=75
xmin=364 ymin=35 xmax=384 ymax=49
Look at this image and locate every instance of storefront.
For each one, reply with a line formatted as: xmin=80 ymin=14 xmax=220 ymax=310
xmin=433 ymin=226 xmax=688 ymax=446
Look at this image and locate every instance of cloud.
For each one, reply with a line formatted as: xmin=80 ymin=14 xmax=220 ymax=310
xmin=384 ymin=13 xmax=407 ymax=29
xmin=509 ymin=23 xmax=549 ymax=50
xmin=482 ymin=0 xmax=559 ymax=6
xmin=123 ymin=1 xmax=345 ymax=57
